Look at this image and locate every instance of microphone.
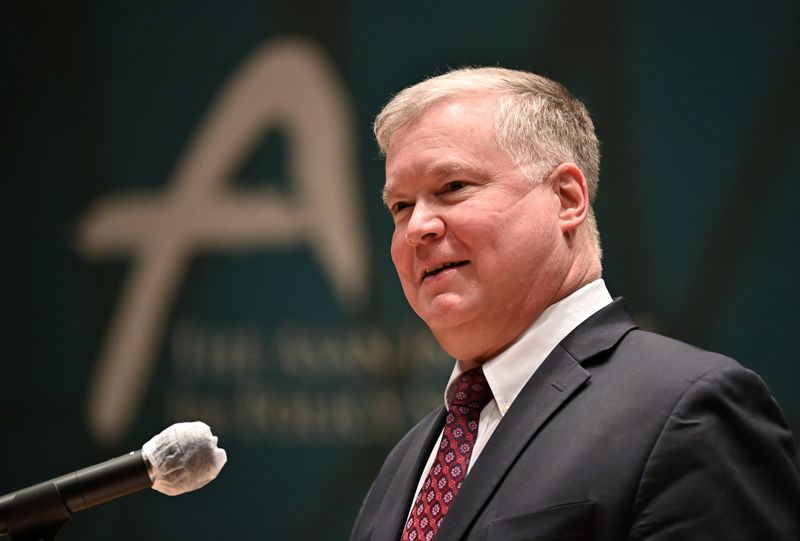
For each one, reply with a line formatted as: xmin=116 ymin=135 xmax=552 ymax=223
xmin=0 ymin=422 xmax=227 ymax=539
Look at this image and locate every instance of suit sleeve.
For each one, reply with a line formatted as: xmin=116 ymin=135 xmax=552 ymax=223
xmin=629 ymin=364 xmax=800 ymax=540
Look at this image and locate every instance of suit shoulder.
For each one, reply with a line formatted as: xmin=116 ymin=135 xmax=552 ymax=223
xmin=615 ymin=328 xmax=745 ymax=379
xmin=588 ymin=328 xmax=774 ymax=417
xmin=626 ymin=334 xmax=800 ymax=538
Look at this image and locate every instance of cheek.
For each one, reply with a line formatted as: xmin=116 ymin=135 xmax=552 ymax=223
xmin=451 ymin=211 xmax=508 ymax=259
xmin=390 ymin=237 xmax=421 ymax=307
xmin=463 ymin=206 xmax=556 ymax=269
xmin=390 ymin=233 xmax=412 ymax=277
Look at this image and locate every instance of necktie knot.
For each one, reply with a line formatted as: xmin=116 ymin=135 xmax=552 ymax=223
xmin=449 ymin=367 xmax=492 ymax=409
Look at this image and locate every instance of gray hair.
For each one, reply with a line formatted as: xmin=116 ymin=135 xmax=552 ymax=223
xmin=374 ymin=67 xmax=602 ymax=257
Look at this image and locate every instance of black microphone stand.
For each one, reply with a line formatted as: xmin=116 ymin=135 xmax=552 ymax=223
xmin=0 ymin=451 xmax=152 ymax=541
xmin=1 ymin=482 xmax=71 ymax=541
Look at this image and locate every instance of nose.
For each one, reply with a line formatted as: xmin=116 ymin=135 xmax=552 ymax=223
xmin=405 ymin=200 xmax=445 ymax=245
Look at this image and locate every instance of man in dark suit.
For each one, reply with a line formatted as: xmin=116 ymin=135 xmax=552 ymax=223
xmin=350 ymin=67 xmax=800 ymax=540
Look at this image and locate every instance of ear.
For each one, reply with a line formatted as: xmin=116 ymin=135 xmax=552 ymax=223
xmin=549 ymin=163 xmax=589 ymax=234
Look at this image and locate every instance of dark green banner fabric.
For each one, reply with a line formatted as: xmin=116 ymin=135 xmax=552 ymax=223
xmin=2 ymin=2 xmax=799 ymax=539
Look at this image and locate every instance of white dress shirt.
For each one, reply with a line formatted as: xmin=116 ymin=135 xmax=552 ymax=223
xmin=407 ymin=279 xmax=613 ymax=515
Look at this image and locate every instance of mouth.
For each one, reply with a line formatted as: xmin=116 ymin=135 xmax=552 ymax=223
xmin=422 ymin=260 xmax=470 ymax=281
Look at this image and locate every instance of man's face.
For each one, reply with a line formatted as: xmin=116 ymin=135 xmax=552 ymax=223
xmin=383 ymin=94 xmax=570 ymax=363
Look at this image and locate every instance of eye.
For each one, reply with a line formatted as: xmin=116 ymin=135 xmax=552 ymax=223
xmin=390 ymin=200 xmax=412 ymax=215
xmin=445 ymin=180 xmax=466 ymax=192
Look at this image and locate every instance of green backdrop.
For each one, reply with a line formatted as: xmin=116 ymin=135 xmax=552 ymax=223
xmin=2 ymin=1 xmax=799 ymax=539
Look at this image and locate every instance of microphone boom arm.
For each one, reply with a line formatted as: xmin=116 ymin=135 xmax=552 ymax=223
xmin=0 ymin=450 xmax=152 ymax=540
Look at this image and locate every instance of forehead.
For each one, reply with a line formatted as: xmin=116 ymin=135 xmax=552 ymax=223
xmin=383 ymin=94 xmax=503 ymax=183
xmin=392 ymin=93 xmax=500 ymax=147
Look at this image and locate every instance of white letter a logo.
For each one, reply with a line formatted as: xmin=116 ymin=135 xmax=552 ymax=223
xmin=77 ymin=38 xmax=370 ymax=445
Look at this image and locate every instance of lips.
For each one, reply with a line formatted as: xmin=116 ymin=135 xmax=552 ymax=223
xmin=422 ymin=260 xmax=469 ymax=281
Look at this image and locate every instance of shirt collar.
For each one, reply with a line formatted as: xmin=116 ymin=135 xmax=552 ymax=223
xmin=443 ymin=279 xmax=613 ymax=414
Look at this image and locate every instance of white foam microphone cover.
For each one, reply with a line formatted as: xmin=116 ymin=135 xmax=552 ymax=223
xmin=142 ymin=422 xmax=227 ymax=496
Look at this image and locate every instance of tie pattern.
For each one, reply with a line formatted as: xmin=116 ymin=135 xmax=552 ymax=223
xmin=402 ymin=367 xmax=493 ymax=541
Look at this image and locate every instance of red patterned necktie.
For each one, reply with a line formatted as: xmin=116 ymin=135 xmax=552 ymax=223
xmin=402 ymin=367 xmax=493 ymax=541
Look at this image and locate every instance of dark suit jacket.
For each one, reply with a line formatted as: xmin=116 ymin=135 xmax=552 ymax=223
xmin=350 ymin=299 xmax=800 ymax=540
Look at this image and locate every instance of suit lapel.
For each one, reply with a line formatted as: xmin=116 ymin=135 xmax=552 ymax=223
xmin=435 ymin=346 xmax=589 ymax=540
xmin=370 ymin=407 xmax=447 ymax=541
xmin=436 ymin=299 xmax=638 ymax=541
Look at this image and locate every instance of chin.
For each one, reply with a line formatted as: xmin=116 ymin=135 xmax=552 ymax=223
xmin=429 ymin=330 xmax=481 ymax=363
xmin=421 ymin=317 xmax=483 ymax=358
xmin=416 ymin=294 xmax=476 ymax=329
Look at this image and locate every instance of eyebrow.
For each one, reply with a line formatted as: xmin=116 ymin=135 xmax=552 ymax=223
xmin=429 ymin=160 xmax=493 ymax=181
xmin=380 ymin=186 xmax=393 ymax=206
xmin=428 ymin=162 xmax=467 ymax=176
